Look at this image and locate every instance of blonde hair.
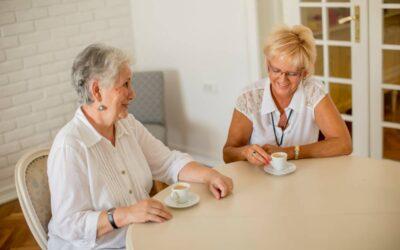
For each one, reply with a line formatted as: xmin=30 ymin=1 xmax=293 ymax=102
xmin=263 ymin=24 xmax=316 ymax=77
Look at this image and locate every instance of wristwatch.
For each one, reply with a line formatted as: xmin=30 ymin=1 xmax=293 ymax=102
xmin=107 ymin=207 xmax=119 ymax=229
xmin=294 ymin=145 xmax=300 ymax=160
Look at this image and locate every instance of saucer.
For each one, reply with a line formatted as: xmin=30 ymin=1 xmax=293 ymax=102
xmin=164 ymin=192 xmax=200 ymax=208
xmin=263 ymin=162 xmax=296 ymax=176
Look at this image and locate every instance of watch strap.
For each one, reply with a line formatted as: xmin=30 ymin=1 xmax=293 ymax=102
xmin=107 ymin=207 xmax=118 ymax=229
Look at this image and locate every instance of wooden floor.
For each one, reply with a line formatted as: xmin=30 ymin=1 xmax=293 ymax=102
xmin=0 ymin=182 xmax=168 ymax=250
xmin=0 ymin=199 xmax=39 ymax=250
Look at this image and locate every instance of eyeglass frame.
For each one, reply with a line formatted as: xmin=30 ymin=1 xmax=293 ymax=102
xmin=267 ymin=61 xmax=304 ymax=79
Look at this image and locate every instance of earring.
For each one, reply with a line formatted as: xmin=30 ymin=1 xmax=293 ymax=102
xmin=98 ymin=104 xmax=106 ymax=111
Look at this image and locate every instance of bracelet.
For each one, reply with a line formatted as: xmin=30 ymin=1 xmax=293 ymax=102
xmin=107 ymin=207 xmax=118 ymax=229
xmin=294 ymin=145 xmax=300 ymax=160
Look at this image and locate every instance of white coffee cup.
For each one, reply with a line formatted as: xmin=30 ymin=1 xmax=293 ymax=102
xmin=170 ymin=182 xmax=190 ymax=204
xmin=270 ymin=152 xmax=288 ymax=171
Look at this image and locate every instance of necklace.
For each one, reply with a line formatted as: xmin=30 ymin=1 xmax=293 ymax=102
xmin=271 ymin=109 xmax=293 ymax=146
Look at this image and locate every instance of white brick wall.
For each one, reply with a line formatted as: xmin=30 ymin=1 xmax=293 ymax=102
xmin=0 ymin=0 xmax=135 ymax=204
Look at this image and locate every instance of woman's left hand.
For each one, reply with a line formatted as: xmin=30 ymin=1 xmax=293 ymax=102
xmin=205 ymin=170 xmax=233 ymax=200
xmin=262 ymin=144 xmax=282 ymax=155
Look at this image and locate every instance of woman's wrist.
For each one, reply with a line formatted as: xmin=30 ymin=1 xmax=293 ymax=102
xmin=240 ymin=145 xmax=251 ymax=160
xmin=284 ymin=146 xmax=295 ymax=160
xmin=113 ymin=207 xmax=130 ymax=227
xmin=203 ymin=168 xmax=219 ymax=184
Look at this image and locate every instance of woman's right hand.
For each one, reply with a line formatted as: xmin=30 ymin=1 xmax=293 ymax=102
xmin=242 ymin=144 xmax=271 ymax=166
xmin=124 ymin=198 xmax=172 ymax=223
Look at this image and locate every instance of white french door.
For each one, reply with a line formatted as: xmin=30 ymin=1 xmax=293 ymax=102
xmin=281 ymin=0 xmax=400 ymax=161
xmin=283 ymin=0 xmax=370 ymax=157
xmin=369 ymin=0 xmax=400 ymax=161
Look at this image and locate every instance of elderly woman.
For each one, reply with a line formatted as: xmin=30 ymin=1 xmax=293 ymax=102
xmin=47 ymin=43 xmax=233 ymax=249
xmin=223 ymin=25 xmax=352 ymax=166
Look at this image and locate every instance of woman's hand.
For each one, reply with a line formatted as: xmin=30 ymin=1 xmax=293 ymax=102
xmin=262 ymin=144 xmax=282 ymax=155
xmin=124 ymin=198 xmax=172 ymax=224
xmin=242 ymin=144 xmax=271 ymax=166
xmin=205 ymin=170 xmax=233 ymax=200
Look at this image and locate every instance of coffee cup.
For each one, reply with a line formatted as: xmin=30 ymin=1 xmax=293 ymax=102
xmin=170 ymin=182 xmax=190 ymax=204
xmin=270 ymin=152 xmax=288 ymax=171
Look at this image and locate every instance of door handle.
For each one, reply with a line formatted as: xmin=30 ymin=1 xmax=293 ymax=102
xmin=338 ymin=16 xmax=357 ymax=24
xmin=337 ymin=6 xmax=360 ymax=42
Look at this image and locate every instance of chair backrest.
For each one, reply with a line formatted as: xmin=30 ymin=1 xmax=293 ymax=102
xmin=129 ymin=71 xmax=165 ymax=125
xmin=15 ymin=147 xmax=51 ymax=250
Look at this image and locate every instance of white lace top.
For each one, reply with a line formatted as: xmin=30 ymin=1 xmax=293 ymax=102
xmin=47 ymin=108 xmax=193 ymax=249
xmin=235 ymin=77 xmax=327 ymax=147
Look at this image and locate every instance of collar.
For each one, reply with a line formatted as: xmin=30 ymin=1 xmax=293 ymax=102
xmin=260 ymin=78 xmax=304 ymax=115
xmin=74 ymin=107 xmax=130 ymax=147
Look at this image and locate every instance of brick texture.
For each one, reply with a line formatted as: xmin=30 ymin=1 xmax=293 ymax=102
xmin=0 ymin=0 xmax=135 ymax=199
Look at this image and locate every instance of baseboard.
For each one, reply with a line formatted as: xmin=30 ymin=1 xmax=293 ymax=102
xmin=168 ymin=143 xmax=224 ymax=167
xmin=0 ymin=184 xmax=17 ymax=205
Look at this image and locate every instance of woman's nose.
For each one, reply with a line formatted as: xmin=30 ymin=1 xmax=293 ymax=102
xmin=128 ymin=88 xmax=136 ymax=101
xmin=278 ymin=72 xmax=289 ymax=80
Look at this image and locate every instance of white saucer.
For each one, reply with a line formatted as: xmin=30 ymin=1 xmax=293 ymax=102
xmin=164 ymin=192 xmax=200 ymax=208
xmin=264 ymin=162 xmax=296 ymax=176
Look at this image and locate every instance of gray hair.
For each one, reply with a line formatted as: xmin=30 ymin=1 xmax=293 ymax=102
xmin=71 ymin=43 xmax=131 ymax=104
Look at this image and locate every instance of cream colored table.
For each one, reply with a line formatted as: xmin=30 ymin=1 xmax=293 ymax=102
xmin=126 ymin=156 xmax=400 ymax=250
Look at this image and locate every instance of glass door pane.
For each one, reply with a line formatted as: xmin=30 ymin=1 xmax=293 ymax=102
xmin=382 ymin=50 xmax=400 ymax=85
xmin=315 ymin=45 xmax=324 ymax=76
xmin=330 ymin=82 xmax=352 ymax=115
xmin=329 ymin=46 xmax=352 ymax=78
xmin=301 ymin=8 xmax=323 ymax=39
xmin=383 ymin=9 xmax=400 ymax=45
xmin=328 ymin=8 xmax=351 ymax=41
xmin=381 ymin=5 xmax=400 ymax=161
xmin=383 ymin=89 xmax=400 ymax=123
xmin=384 ymin=0 xmax=400 ymax=3
xmin=383 ymin=128 xmax=400 ymax=161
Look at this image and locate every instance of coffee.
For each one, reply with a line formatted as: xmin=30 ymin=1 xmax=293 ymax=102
xmin=174 ymin=185 xmax=187 ymax=190
xmin=271 ymin=153 xmax=285 ymax=158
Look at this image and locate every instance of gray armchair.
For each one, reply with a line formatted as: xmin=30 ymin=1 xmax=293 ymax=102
xmin=128 ymin=71 xmax=167 ymax=144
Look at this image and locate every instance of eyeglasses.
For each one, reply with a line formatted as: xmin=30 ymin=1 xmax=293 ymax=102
xmin=267 ymin=63 xmax=302 ymax=79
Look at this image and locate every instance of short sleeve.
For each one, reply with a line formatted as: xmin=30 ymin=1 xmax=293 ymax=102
xmin=234 ymin=87 xmax=264 ymax=120
xmin=235 ymin=94 xmax=251 ymax=119
xmin=304 ymin=77 xmax=327 ymax=110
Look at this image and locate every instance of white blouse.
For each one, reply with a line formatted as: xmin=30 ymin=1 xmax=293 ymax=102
xmin=235 ymin=77 xmax=327 ymax=147
xmin=47 ymin=108 xmax=193 ymax=250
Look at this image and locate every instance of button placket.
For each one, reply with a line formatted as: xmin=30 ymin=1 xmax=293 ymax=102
xmin=115 ymin=143 xmax=135 ymax=196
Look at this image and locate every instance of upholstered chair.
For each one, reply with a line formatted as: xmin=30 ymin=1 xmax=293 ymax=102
xmin=129 ymin=71 xmax=167 ymax=144
xmin=15 ymin=147 xmax=51 ymax=249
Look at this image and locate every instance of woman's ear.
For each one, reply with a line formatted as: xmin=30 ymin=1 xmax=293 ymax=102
xmin=91 ymin=80 xmax=102 ymax=102
xmin=302 ymin=70 xmax=309 ymax=79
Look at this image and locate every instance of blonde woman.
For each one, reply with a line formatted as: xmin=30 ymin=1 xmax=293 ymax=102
xmin=223 ymin=25 xmax=352 ymax=166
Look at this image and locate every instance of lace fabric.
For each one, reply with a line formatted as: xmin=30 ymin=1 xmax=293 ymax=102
xmin=235 ymin=77 xmax=326 ymax=119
